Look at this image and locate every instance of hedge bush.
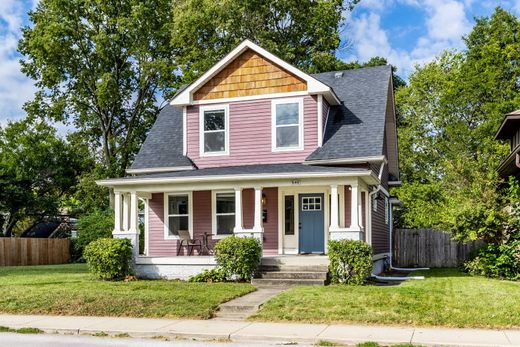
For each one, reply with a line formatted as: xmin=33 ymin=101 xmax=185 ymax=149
xmin=188 ymin=268 xmax=226 ymax=283
xmin=84 ymin=238 xmax=133 ymax=280
xmin=72 ymin=210 xmax=114 ymax=262
xmin=214 ymin=236 xmax=262 ymax=281
xmin=464 ymin=241 xmax=520 ymax=280
xmin=328 ymin=239 xmax=373 ymax=285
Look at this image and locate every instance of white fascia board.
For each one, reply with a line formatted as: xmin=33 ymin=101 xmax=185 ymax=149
xmin=125 ymin=166 xmax=194 ymax=174
xmin=304 ymin=155 xmax=387 ymax=165
xmin=170 ymin=39 xmax=337 ymax=106
xmin=97 ymin=170 xmax=373 ymax=187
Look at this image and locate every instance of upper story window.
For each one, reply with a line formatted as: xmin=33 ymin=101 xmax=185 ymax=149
xmin=200 ymin=105 xmax=229 ymax=156
xmin=272 ymin=98 xmax=303 ymax=151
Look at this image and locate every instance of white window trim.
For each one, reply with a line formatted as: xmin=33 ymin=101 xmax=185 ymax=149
xmin=271 ymin=97 xmax=304 ymax=152
xmin=163 ymin=192 xmax=193 ymax=240
xmin=211 ymin=190 xmax=236 ymax=239
xmin=384 ymin=196 xmax=389 ymax=225
xmin=372 ymin=194 xmax=378 ymax=212
xmin=199 ymin=104 xmax=230 ymax=157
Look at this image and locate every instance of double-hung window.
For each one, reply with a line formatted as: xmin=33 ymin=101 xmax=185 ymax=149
xmin=200 ymin=105 xmax=229 ymax=156
xmin=214 ymin=192 xmax=235 ymax=237
xmin=272 ymin=98 xmax=303 ymax=151
xmin=165 ymin=193 xmax=191 ymax=239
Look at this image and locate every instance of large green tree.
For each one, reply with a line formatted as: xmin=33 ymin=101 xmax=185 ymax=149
xmin=395 ymin=7 xmax=517 ymax=243
xmin=19 ymin=0 xmax=177 ymax=177
xmin=0 ymin=120 xmax=83 ymax=236
xmin=171 ymin=0 xmax=360 ymax=84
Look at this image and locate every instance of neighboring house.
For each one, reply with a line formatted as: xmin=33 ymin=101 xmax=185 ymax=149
xmin=496 ymin=109 xmax=520 ymax=181
xmin=98 ymin=40 xmax=400 ymax=279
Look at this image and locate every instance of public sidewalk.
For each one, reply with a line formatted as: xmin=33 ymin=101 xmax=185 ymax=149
xmin=0 ymin=314 xmax=519 ymax=346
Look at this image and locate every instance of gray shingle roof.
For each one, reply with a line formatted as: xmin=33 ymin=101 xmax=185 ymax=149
xmin=129 ymin=104 xmax=193 ymax=171
xmin=129 ymin=66 xmax=392 ymax=172
xmin=307 ymin=65 xmax=392 ymax=161
xmin=121 ymin=163 xmax=365 ymax=181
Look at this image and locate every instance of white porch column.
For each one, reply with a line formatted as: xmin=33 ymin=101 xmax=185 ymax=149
xmin=351 ymin=183 xmax=361 ymax=230
xmin=113 ymin=191 xmax=122 ymax=233
xmin=233 ymin=187 xmax=243 ymax=233
xmin=113 ymin=191 xmax=140 ymax=261
xmin=129 ymin=191 xmax=138 ymax=233
xmin=253 ymin=187 xmax=263 ymax=233
xmin=122 ymin=193 xmax=129 ymax=232
xmin=329 ymin=184 xmax=340 ymax=230
xmin=329 ymin=181 xmax=362 ymax=241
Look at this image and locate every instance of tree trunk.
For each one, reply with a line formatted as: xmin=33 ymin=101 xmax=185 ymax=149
xmin=4 ymin=212 xmax=18 ymax=237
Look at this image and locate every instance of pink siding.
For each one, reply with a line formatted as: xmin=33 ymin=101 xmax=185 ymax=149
xmin=148 ymin=189 xmax=278 ymax=257
xmin=344 ymin=185 xmax=351 ymax=228
xmin=242 ymin=188 xmax=254 ymax=229
xmin=187 ymin=96 xmax=319 ymax=168
xmin=148 ymin=191 xmax=214 ymax=256
xmin=260 ymin=187 xmax=278 ymax=255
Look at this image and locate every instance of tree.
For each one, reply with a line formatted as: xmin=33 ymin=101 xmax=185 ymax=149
xmin=171 ymin=0 xmax=360 ymax=84
xmin=394 ymin=7 xmax=517 ymax=242
xmin=19 ymin=0 xmax=178 ymax=178
xmin=0 ymin=120 xmax=83 ymax=236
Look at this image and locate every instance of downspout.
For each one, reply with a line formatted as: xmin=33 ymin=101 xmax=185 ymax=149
xmin=369 ymin=162 xmax=427 ymax=281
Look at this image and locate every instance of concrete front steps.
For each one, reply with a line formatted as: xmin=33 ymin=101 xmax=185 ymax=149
xmin=252 ymin=255 xmax=329 ymax=287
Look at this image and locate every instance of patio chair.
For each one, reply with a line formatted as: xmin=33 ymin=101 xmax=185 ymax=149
xmin=177 ymin=229 xmax=202 ymax=256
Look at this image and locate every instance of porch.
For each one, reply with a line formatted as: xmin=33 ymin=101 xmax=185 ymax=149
xmin=100 ymin=164 xmax=380 ymax=279
xmin=114 ymin=183 xmax=369 ymax=253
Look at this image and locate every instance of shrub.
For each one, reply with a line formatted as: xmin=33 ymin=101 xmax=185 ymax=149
xmin=464 ymin=241 xmax=520 ymax=280
xmin=214 ymin=236 xmax=262 ymax=281
xmin=328 ymin=239 xmax=373 ymax=285
xmin=84 ymin=238 xmax=133 ymax=280
xmin=72 ymin=210 xmax=114 ymax=262
xmin=188 ymin=268 xmax=226 ymax=282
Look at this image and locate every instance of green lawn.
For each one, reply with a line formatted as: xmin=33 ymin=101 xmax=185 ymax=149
xmin=0 ymin=264 xmax=254 ymax=319
xmin=251 ymin=268 xmax=520 ymax=329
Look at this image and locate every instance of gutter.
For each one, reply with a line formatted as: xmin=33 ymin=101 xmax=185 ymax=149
xmin=126 ymin=166 xmax=195 ymax=175
xmin=304 ymin=155 xmax=387 ymax=166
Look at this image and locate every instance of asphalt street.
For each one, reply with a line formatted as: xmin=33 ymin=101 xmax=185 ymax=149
xmin=1 ymin=333 xmax=311 ymax=347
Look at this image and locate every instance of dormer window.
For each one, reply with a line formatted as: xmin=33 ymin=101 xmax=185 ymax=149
xmin=199 ymin=105 xmax=229 ymax=156
xmin=272 ymin=98 xmax=304 ymax=151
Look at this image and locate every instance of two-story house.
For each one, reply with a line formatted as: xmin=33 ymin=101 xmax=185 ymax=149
xmin=98 ymin=40 xmax=400 ymax=280
xmin=496 ymin=109 xmax=520 ymax=181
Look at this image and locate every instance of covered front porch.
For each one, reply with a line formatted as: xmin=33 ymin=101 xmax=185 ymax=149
xmin=99 ymin=164 xmax=379 ymax=279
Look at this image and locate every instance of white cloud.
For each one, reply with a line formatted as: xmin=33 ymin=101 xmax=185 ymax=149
xmin=344 ymin=0 xmax=472 ymax=78
xmin=0 ymin=0 xmax=37 ymax=124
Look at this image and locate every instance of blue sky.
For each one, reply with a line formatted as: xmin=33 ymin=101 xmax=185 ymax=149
xmin=0 ymin=0 xmax=519 ymax=126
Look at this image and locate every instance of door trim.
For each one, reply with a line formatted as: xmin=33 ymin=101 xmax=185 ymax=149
xmin=278 ymin=186 xmax=345 ymax=255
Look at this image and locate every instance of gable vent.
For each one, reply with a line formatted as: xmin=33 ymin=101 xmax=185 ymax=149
xmin=334 ymin=72 xmax=343 ymax=79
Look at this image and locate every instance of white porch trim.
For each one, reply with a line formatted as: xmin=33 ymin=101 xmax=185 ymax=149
xmin=97 ymin=170 xmax=379 ymax=188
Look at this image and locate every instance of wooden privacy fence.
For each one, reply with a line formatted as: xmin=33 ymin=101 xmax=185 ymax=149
xmin=393 ymin=229 xmax=483 ymax=268
xmin=0 ymin=238 xmax=70 ymax=266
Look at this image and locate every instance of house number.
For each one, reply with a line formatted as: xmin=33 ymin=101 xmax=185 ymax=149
xmin=291 ymin=179 xmax=301 ymax=185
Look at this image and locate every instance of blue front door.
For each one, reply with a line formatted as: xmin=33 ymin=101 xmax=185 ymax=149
xmin=299 ymin=193 xmax=325 ymax=254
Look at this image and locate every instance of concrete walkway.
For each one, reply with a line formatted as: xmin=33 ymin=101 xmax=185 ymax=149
xmin=1 ymin=314 xmax=519 ymax=346
xmin=213 ymin=287 xmax=285 ymax=320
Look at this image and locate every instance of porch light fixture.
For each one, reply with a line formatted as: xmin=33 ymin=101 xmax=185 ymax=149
xmin=262 ymin=194 xmax=267 ymax=206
